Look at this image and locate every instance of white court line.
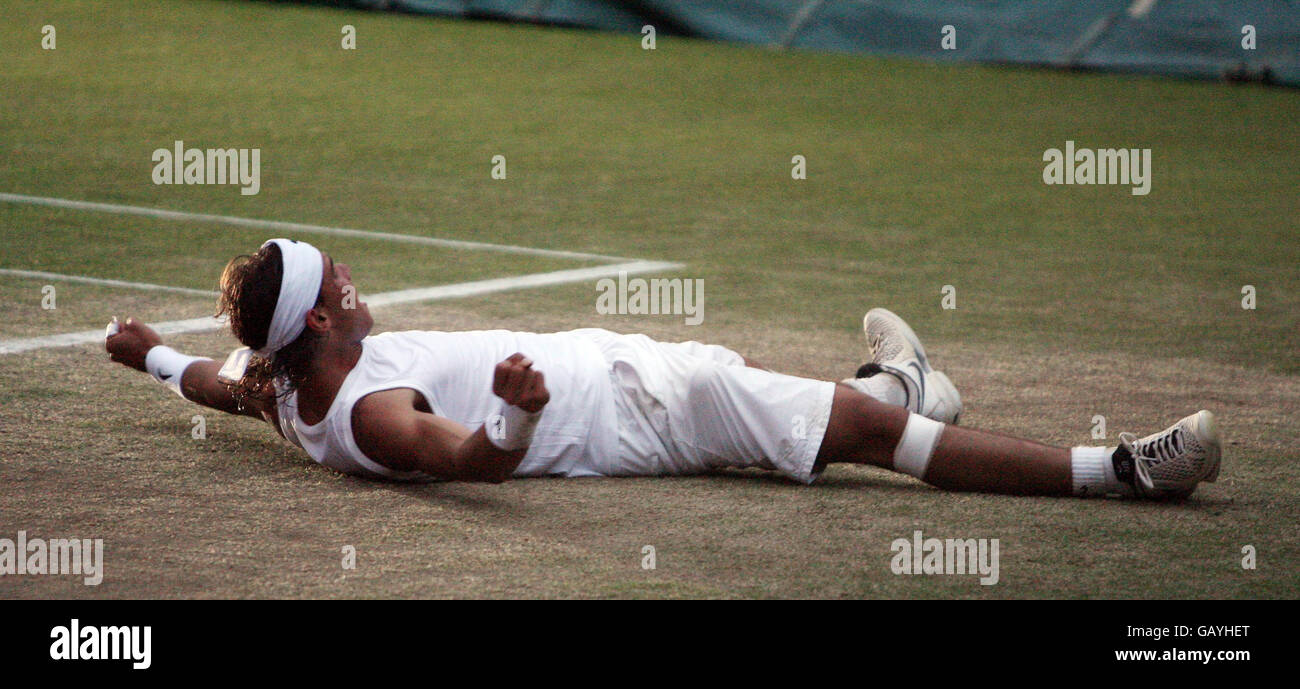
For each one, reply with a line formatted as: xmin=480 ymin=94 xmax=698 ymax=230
xmin=363 ymin=260 xmax=679 ymax=307
xmin=0 ymin=193 xmax=685 ymax=355
xmin=0 ymin=269 xmax=214 ymax=296
xmin=0 ymin=193 xmax=636 ymax=263
xmin=0 ymin=260 xmax=683 ymax=355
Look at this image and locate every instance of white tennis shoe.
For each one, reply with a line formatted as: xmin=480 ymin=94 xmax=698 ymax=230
xmin=1118 ymin=410 xmax=1222 ymax=499
xmin=853 ymin=308 xmax=963 ymax=425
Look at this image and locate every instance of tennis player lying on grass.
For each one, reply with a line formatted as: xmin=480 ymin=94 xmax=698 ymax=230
xmin=105 ymin=238 xmax=1221 ymax=499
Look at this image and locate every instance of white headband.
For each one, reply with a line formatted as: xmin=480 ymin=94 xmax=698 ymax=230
xmin=257 ymin=238 xmax=324 ymax=357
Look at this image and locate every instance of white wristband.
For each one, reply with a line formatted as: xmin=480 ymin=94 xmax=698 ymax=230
xmin=144 ymin=346 xmax=211 ymax=398
xmin=485 ymin=403 xmax=542 ymax=451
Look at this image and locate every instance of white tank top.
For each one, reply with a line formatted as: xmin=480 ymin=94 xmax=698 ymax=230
xmin=275 ymin=329 xmax=619 ymax=480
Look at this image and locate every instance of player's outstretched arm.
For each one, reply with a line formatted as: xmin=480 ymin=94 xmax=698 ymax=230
xmin=105 ymin=317 xmax=277 ymax=425
xmin=351 ymin=353 xmax=549 ymax=483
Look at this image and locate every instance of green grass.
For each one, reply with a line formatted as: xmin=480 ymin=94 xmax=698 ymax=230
xmin=2 ymin=0 xmax=1297 ymax=370
xmin=0 ymin=0 xmax=1296 ymax=599
xmin=0 ymin=204 xmax=594 ymax=294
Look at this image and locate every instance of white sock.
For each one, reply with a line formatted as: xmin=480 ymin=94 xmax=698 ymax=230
xmin=842 ymin=374 xmax=907 ymax=408
xmin=893 ymin=413 xmax=945 ymax=479
xmin=1070 ymin=446 xmax=1133 ymax=498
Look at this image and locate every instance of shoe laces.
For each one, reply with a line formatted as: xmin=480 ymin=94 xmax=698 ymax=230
xmin=1132 ymin=427 xmax=1187 ymax=464
xmin=867 ymin=329 xmax=903 ymax=364
xmin=1117 ymin=432 xmax=1158 ymax=493
xmin=867 ymin=332 xmax=884 ymax=356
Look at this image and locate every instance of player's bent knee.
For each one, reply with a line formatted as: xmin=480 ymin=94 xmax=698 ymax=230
xmin=835 ymin=384 xmax=904 ymax=428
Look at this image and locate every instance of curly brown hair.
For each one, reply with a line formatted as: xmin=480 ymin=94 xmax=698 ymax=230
xmin=215 ymin=242 xmax=323 ymax=407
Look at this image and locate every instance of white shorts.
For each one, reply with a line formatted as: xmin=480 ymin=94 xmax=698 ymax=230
xmin=581 ymin=332 xmax=835 ymax=484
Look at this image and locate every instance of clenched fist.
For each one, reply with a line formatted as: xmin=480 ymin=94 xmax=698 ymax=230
xmin=492 ymin=353 xmax=549 ymax=413
xmin=105 ymin=317 xmax=162 ymax=372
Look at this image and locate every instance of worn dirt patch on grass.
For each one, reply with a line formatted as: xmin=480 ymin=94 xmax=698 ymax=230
xmin=1 ymin=302 xmax=1295 ymax=598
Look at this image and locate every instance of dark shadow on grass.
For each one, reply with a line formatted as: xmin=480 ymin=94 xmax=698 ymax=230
xmin=339 ymin=472 xmax=533 ymax=513
xmin=695 ymin=466 xmax=922 ymax=494
xmin=136 ymin=412 xmax=1239 ymax=514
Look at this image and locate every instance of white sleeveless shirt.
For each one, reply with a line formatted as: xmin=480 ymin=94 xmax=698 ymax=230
xmin=275 ymin=329 xmax=619 ymax=480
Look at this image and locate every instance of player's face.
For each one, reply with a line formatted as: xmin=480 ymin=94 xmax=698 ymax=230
xmin=320 ymin=253 xmax=372 ymax=339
